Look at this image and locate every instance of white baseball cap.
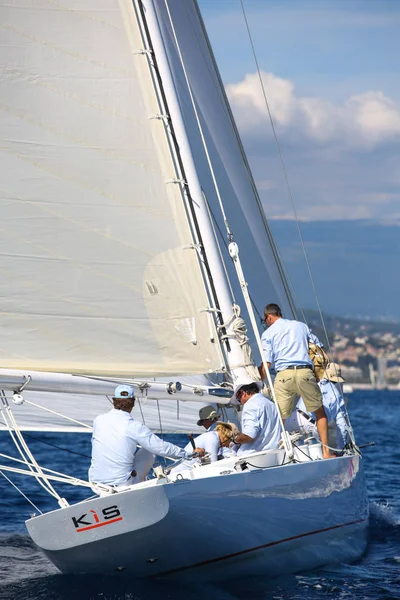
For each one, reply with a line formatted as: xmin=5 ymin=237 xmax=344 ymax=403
xmin=113 ymin=384 xmax=135 ymax=399
xmin=231 ymin=376 xmax=263 ymax=398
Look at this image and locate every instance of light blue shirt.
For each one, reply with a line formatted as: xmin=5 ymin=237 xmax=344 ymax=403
xmin=184 ymin=430 xmax=220 ymax=462
xmin=261 ymin=318 xmax=318 ymax=372
xmin=89 ymin=409 xmax=188 ymax=485
xmin=298 ymin=380 xmax=347 ymax=446
xmin=238 ymin=393 xmax=282 ymax=455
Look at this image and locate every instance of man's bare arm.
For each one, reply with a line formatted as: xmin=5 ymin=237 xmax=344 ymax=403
xmin=258 ymin=361 xmax=271 ymax=381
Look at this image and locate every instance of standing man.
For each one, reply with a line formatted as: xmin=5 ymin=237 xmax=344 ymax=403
xmin=259 ymin=303 xmax=334 ymax=459
xmin=230 ymin=377 xmax=282 ymax=455
xmin=89 ymin=385 xmax=203 ymax=487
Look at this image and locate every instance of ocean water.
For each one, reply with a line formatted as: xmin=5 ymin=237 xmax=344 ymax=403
xmin=0 ymin=390 xmax=399 ymax=600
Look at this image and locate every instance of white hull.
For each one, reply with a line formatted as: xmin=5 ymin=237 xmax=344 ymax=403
xmin=26 ymin=454 xmax=368 ymax=579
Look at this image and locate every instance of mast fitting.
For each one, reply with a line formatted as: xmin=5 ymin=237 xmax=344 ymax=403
xmin=133 ymin=49 xmax=153 ymax=57
xmin=166 ymin=178 xmax=188 ymax=186
xmin=12 ymin=374 xmax=32 ymax=405
xmin=149 ymin=113 xmax=170 ymax=125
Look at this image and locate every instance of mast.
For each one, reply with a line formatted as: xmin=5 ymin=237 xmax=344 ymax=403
xmin=138 ymin=0 xmax=249 ymax=381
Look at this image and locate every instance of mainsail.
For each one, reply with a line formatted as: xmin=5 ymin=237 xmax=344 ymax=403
xmin=0 ymin=0 xmax=295 ymax=428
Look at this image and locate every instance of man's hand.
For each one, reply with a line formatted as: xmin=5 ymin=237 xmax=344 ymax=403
xmin=234 ymin=433 xmax=254 ymax=445
xmin=194 ymin=447 xmax=205 ymax=457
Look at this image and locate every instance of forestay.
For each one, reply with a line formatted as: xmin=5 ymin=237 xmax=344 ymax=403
xmin=0 ymin=0 xmax=223 ymax=378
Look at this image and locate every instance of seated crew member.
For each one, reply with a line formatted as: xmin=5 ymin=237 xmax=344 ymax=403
xmin=170 ymin=422 xmax=238 ymax=475
xmin=197 ymin=404 xmax=234 ymax=458
xmin=259 ymin=303 xmax=334 ymax=459
xmin=197 ymin=405 xmax=221 ymax=432
xmin=230 ymin=377 xmax=282 ymax=455
xmin=187 ymin=421 xmax=238 ymax=462
xmin=287 ymin=363 xmax=348 ymax=450
xmin=89 ymin=385 xmax=203 ymax=486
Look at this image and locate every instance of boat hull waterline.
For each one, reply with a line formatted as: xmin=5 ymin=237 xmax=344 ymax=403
xmin=26 ymin=454 xmax=369 ymax=579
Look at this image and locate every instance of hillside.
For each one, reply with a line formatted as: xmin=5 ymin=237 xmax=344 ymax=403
xmin=302 ymin=309 xmax=400 ymax=384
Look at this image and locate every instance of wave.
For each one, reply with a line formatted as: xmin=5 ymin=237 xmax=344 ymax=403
xmin=369 ymin=501 xmax=400 ymax=542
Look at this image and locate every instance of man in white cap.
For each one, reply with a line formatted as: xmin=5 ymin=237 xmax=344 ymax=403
xmin=89 ymin=385 xmax=203 ymax=486
xmin=231 ymin=377 xmax=282 ymax=455
xmin=286 ymin=363 xmax=348 ymax=450
xmin=197 ymin=405 xmax=220 ymax=432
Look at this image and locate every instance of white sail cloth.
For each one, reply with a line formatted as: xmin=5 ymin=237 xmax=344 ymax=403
xmin=0 ymin=0 xmax=222 ymax=377
xmin=149 ymin=0 xmax=295 ymax=339
xmin=0 ymin=374 xmax=234 ymax=433
xmin=0 ymin=393 xmax=212 ymax=433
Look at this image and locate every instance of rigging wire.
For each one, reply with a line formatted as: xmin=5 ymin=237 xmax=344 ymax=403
xmin=0 ymin=419 xmax=91 ymax=458
xmin=238 ymin=0 xmax=332 ymax=352
xmin=0 ymin=470 xmax=43 ymax=514
xmin=203 ymin=190 xmax=264 ymax=323
xmin=182 ymin=0 xmax=296 ymax=318
xmin=137 ymin=397 xmax=146 ymax=426
xmin=156 ymin=399 xmax=167 ymax=468
xmin=23 ymin=399 xmax=92 ymax=430
xmin=1 ymin=393 xmax=60 ymax=500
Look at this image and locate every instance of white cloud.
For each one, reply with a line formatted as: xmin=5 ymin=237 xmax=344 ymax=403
xmin=226 ymin=71 xmax=400 ymax=148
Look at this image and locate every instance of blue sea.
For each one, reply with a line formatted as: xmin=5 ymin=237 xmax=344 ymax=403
xmin=0 ymin=390 xmax=399 ymax=599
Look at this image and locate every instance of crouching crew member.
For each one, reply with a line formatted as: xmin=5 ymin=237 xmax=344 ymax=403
xmin=231 ymin=377 xmax=282 ymax=455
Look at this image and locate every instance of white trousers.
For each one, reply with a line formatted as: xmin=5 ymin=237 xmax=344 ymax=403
xmin=132 ymin=448 xmax=155 ymax=482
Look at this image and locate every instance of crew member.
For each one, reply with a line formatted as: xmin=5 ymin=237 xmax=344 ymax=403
xmin=259 ymin=303 xmax=334 ymax=459
xmin=89 ymin=385 xmax=203 ymax=486
xmin=230 ymin=377 xmax=282 ymax=455
xmin=187 ymin=422 xmax=238 ymax=462
xmin=170 ymin=422 xmax=239 ymax=476
xmin=197 ymin=405 xmax=220 ymax=431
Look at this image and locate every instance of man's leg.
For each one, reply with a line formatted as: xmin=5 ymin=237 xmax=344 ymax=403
xmin=296 ymin=370 xmax=334 ymax=459
xmin=314 ymin=407 xmax=335 ymax=458
xmin=134 ymin=448 xmax=155 ymax=481
xmin=274 ymin=370 xmax=299 ymax=420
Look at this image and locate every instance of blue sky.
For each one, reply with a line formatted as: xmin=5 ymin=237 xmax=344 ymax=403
xmin=199 ymin=0 xmax=400 ymax=221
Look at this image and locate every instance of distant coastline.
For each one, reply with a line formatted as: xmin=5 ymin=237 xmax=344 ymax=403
xmin=345 ymin=383 xmax=400 ymax=391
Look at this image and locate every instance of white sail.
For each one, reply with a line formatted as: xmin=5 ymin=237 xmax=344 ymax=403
xmin=0 ymin=392 xmax=209 ymax=433
xmin=147 ymin=0 xmax=295 ymax=326
xmin=0 ymin=0 xmax=223 ymax=377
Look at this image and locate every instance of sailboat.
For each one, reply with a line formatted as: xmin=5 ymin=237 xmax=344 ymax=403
xmin=0 ymin=0 xmax=368 ymax=579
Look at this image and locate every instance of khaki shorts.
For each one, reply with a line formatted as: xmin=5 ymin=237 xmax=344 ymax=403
xmin=274 ymin=367 xmax=322 ymax=419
